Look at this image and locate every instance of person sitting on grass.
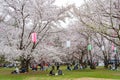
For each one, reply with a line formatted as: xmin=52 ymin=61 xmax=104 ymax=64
xmin=58 ymin=69 xmax=63 ymax=75
xmin=19 ymin=67 xmax=26 ymax=73
xmin=73 ymin=63 xmax=78 ymax=70
xmin=11 ymin=67 xmax=19 ymax=74
xmin=67 ymin=64 xmax=72 ymax=71
xmin=108 ymin=64 xmax=112 ymax=70
xmin=49 ymin=69 xmax=55 ymax=76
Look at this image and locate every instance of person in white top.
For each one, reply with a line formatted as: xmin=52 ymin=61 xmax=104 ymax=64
xmin=15 ymin=67 xmax=19 ymax=74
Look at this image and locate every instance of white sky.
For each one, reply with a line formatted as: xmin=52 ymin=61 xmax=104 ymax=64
xmin=55 ymin=0 xmax=84 ymax=28
xmin=55 ymin=0 xmax=84 ymax=7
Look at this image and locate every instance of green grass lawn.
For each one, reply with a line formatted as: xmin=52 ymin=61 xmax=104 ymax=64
xmin=0 ymin=66 xmax=120 ymax=80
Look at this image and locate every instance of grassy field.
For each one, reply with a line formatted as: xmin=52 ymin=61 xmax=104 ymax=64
xmin=0 ymin=66 xmax=120 ymax=80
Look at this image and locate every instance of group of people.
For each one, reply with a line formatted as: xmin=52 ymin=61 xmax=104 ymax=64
xmin=108 ymin=63 xmax=118 ymax=70
xmin=30 ymin=61 xmax=50 ymax=71
xmin=49 ymin=65 xmax=63 ymax=76
xmin=11 ymin=67 xmax=27 ymax=74
xmin=11 ymin=62 xmax=63 ymax=76
xmin=67 ymin=63 xmax=84 ymax=71
xmin=31 ymin=62 xmax=63 ymax=76
xmin=11 ymin=62 xmax=87 ymax=75
xmin=49 ymin=69 xmax=63 ymax=76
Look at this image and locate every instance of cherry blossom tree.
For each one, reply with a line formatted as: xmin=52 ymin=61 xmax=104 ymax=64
xmin=71 ymin=0 xmax=120 ymax=68
xmin=0 ymin=0 xmax=72 ymax=71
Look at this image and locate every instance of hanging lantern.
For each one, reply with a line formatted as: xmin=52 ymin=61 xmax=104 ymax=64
xmin=101 ymin=46 xmax=105 ymax=51
xmin=114 ymin=47 xmax=117 ymax=53
xmin=114 ymin=47 xmax=117 ymax=51
xmin=31 ymin=32 xmax=37 ymax=43
xmin=87 ymin=44 xmax=92 ymax=51
xmin=66 ymin=41 xmax=70 ymax=48
xmin=111 ymin=44 xmax=114 ymax=51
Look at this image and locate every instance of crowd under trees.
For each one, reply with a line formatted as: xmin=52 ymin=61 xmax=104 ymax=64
xmin=0 ymin=0 xmax=120 ymax=71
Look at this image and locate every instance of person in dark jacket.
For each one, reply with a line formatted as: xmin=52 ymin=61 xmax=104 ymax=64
xmin=49 ymin=69 xmax=55 ymax=76
xmin=58 ymin=69 xmax=63 ymax=75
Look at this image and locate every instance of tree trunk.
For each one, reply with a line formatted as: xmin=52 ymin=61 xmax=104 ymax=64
xmin=90 ymin=63 xmax=96 ymax=69
xmin=25 ymin=59 xmax=30 ymax=72
xmin=104 ymin=59 xmax=109 ymax=68
xmin=79 ymin=59 xmax=82 ymax=64
xmin=21 ymin=59 xmax=30 ymax=72
xmin=89 ymin=51 xmax=96 ymax=69
xmin=104 ymin=56 xmax=109 ymax=68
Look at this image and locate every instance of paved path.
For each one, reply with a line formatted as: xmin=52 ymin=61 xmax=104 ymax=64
xmin=74 ymin=78 xmax=116 ymax=80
